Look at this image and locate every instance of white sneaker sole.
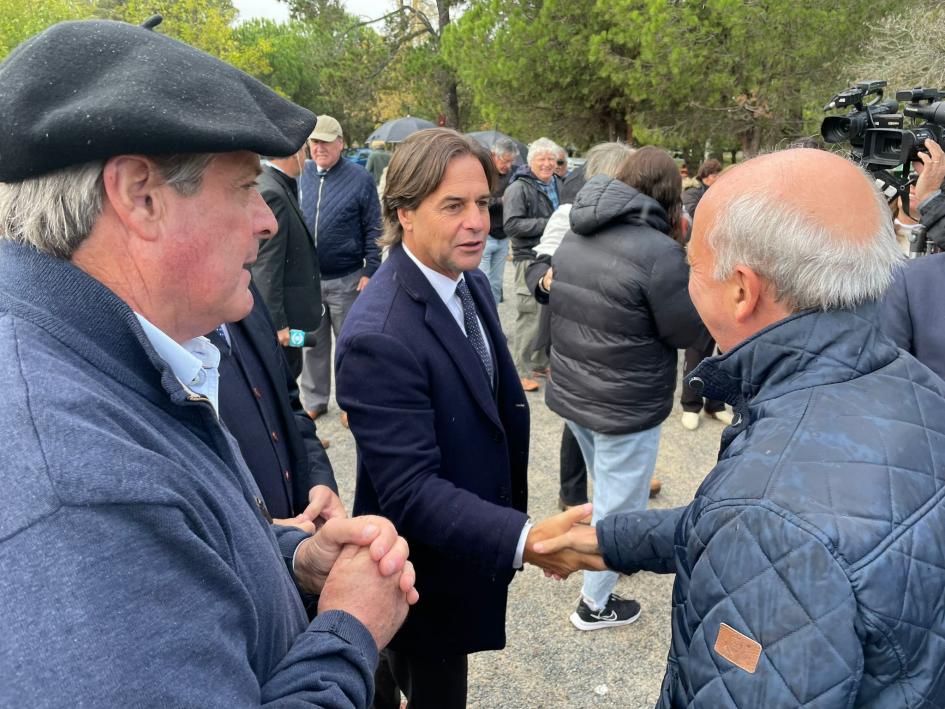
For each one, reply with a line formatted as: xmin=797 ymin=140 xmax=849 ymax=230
xmin=569 ymin=607 xmax=642 ymax=631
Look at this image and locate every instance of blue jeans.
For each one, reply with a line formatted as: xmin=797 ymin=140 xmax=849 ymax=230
xmin=478 ymin=235 xmax=508 ymax=305
xmin=566 ymin=420 xmax=661 ymax=610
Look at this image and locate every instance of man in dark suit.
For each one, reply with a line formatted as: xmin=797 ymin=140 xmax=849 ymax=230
xmin=211 ymin=283 xmax=344 ymax=533
xmin=251 ymin=146 xmax=322 ymax=380
xmin=335 ymin=129 xmax=596 ymax=708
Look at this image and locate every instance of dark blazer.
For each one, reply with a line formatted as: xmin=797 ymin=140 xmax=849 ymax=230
xmin=251 ymin=164 xmax=322 ymax=333
xmin=881 ymin=251 xmax=945 ymax=381
xmin=224 ymin=287 xmax=337 ymax=517
xmin=335 ymin=245 xmax=530 ymax=656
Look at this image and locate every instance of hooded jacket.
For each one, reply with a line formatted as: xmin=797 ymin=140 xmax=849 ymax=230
xmin=545 ymin=175 xmax=706 ymax=434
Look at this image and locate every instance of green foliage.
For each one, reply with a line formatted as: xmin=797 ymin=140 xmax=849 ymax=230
xmin=111 ymin=0 xmax=271 ymax=75
xmin=443 ymin=0 xmax=629 ymax=146
xmin=0 ymin=0 xmax=96 ymax=57
xmin=236 ymin=15 xmax=388 ymax=142
xmin=446 ymin=0 xmax=894 ymax=154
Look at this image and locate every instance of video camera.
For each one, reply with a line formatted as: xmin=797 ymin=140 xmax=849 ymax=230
xmin=821 ymin=81 xmax=945 ymax=255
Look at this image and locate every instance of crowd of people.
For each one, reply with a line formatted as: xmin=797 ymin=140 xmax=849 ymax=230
xmin=2 ymin=14 xmax=945 ymax=709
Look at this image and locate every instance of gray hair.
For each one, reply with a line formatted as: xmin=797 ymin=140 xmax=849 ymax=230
xmin=527 ymin=137 xmax=561 ymax=164
xmin=0 ymin=153 xmax=215 ymax=259
xmin=491 ymin=138 xmax=518 ymax=158
xmin=584 ymin=142 xmax=634 ymax=180
xmin=706 ymin=177 xmax=903 ymax=311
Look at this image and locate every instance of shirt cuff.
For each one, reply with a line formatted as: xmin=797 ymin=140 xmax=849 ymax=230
xmin=513 ymin=520 xmax=532 ymax=568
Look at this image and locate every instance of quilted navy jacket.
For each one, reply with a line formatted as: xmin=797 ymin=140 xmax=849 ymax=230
xmin=598 ymin=304 xmax=945 ymax=707
xmin=299 ymin=157 xmax=381 ymax=280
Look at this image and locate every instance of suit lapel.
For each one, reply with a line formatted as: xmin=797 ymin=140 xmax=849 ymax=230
xmin=391 ymin=247 xmax=503 ymax=429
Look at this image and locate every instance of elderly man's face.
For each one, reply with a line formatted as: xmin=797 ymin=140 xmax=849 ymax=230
xmin=530 ymin=152 xmax=557 ymax=182
xmin=309 ymin=137 xmax=344 ymax=170
xmin=492 ymin=151 xmax=514 ymax=175
xmin=687 ymin=199 xmax=735 ymax=351
xmin=161 ymin=151 xmax=274 ymax=337
xmin=399 ymin=154 xmax=490 ymax=280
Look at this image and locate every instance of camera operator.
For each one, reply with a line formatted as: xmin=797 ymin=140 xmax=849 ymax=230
xmin=882 ymin=138 xmax=945 ymax=379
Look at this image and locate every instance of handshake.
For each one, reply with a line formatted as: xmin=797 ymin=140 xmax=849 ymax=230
xmin=523 ymin=503 xmax=608 ymax=579
xmin=286 ymin=504 xmax=607 ymax=651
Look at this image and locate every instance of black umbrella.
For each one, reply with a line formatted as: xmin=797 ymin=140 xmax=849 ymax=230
xmin=366 ymin=116 xmax=436 ymax=144
xmin=466 ymin=130 xmax=528 ymax=164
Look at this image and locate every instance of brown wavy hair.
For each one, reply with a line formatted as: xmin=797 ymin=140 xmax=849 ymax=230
xmin=378 ymin=128 xmax=496 ymax=248
xmin=615 ymin=146 xmax=684 ymax=242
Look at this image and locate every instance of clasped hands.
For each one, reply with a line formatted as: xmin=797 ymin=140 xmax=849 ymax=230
xmin=523 ymin=503 xmax=608 ymax=580
xmin=292 ymin=514 xmax=419 ymax=649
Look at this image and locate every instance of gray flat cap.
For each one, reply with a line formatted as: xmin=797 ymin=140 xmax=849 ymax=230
xmin=0 ymin=17 xmax=316 ymax=182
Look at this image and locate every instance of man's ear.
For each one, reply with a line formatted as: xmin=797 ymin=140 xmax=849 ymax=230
xmin=397 ymin=206 xmax=414 ymax=236
xmin=730 ymin=264 xmax=765 ymax=323
xmin=101 ymin=156 xmax=166 ymax=241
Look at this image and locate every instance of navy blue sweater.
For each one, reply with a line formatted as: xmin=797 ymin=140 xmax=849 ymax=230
xmin=0 ymin=241 xmax=376 ymax=706
xmin=300 ymin=158 xmax=382 ymax=280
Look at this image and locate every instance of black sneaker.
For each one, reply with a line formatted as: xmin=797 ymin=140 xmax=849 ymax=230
xmin=570 ymin=594 xmax=641 ymax=631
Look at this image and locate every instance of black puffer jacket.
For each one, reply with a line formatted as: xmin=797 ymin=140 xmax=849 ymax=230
xmin=546 ymin=175 xmax=707 ymax=434
xmin=503 ymin=167 xmax=561 ymax=261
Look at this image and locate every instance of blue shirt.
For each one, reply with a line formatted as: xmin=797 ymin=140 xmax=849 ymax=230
xmin=134 ymin=313 xmax=221 ymax=414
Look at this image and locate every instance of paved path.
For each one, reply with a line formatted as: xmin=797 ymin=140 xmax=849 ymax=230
xmin=315 ymin=261 xmax=724 ymax=707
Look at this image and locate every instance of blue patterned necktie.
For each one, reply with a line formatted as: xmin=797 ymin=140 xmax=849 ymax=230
xmin=455 ymin=278 xmax=494 ymax=386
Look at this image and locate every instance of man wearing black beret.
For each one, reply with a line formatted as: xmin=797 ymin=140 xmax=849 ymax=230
xmin=0 ymin=17 xmax=417 ymax=707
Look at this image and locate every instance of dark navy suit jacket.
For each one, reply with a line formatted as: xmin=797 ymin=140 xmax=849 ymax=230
xmin=335 ymin=244 xmax=529 ymax=655
xmin=223 ymin=286 xmax=337 ymax=518
xmin=881 ymin=251 xmax=945 ymax=381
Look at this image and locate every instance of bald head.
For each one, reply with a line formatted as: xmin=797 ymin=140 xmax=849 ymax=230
xmin=687 ymin=148 xmax=902 ymax=350
xmin=703 ymin=149 xmax=883 ymax=245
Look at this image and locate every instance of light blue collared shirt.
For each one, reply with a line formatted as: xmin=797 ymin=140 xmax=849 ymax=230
xmin=135 ymin=314 xmax=222 ymax=414
xmin=401 ymin=243 xmax=530 ymax=567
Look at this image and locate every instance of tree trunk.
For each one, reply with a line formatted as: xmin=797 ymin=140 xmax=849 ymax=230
xmin=443 ymin=78 xmax=460 ymax=129
xmin=435 ymin=0 xmax=459 ymax=129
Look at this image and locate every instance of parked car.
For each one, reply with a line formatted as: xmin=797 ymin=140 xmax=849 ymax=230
xmin=344 ymin=147 xmax=371 ymax=167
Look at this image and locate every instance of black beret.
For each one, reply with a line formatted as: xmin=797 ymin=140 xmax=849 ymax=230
xmin=0 ymin=17 xmax=316 ymax=182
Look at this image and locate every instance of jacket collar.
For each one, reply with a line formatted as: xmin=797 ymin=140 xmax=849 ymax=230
xmin=688 ymin=302 xmax=898 ymax=413
xmin=388 ymin=244 xmax=502 ymax=426
xmin=263 ymin=162 xmax=298 ymax=194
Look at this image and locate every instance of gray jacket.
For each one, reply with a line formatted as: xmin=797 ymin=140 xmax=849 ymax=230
xmin=503 ymin=168 xmax=562 ymax=261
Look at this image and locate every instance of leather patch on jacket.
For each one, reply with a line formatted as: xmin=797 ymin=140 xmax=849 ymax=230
xmin=714 ymin=623 xmax=761 ymax=673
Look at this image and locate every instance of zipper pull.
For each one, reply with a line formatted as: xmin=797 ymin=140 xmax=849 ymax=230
xmin=255 ymin=496 xmax=273 ymax=524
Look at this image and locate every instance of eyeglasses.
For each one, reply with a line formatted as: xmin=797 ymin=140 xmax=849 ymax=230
xmin=556 ymin=160 xmax=566 ymax=166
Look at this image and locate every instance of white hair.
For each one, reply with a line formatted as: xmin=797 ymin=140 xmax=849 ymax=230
xmin=584 ymin=142 xmax=634 ymax=180
xmin=0 ymin=153 xmax=215 ymax=259
xmin=706 ymin=175 xmax=903 ymax=311
xmin=527 ymin=137 xmax=561 ymax=165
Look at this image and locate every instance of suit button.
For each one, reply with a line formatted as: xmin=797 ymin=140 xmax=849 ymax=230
xmin=252 ymin=387 xmax=262 ymax=400
xmin=271 ymin=431 xmax=279 ymax=443
xmin=283 ymin=469 xmax=291 ymax=481
xmin=492 ymin=430 xmax=502 ymax=442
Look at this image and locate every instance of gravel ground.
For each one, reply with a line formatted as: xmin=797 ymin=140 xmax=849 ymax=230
xmin=314 ymin=260 xmax=724 ymax=708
